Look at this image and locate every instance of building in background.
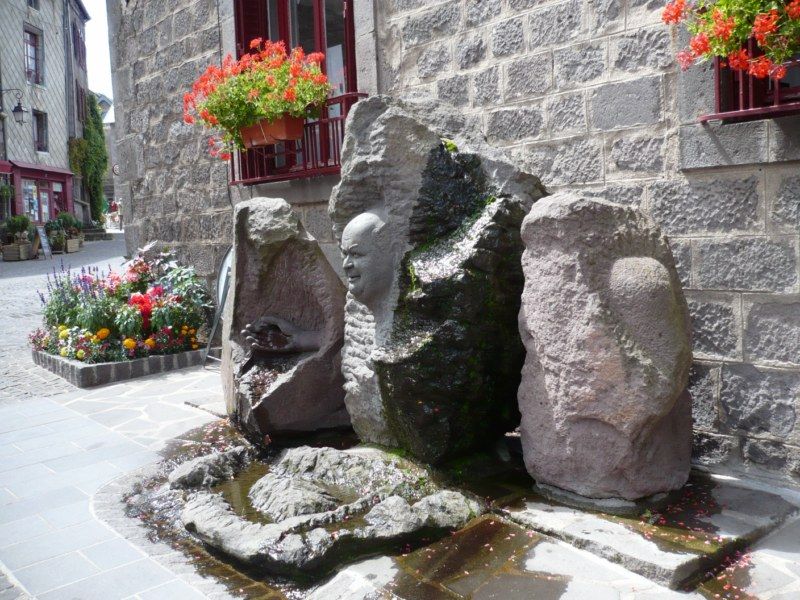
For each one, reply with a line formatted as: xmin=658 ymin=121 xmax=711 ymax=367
xmin=0 ymin=0 xmax=91 ymax=224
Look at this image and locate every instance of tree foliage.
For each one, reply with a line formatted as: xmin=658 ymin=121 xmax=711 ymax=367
xmin=82 ymin=94 xmax=108 ymax=221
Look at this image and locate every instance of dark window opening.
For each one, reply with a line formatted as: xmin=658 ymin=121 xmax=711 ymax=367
xmin=24 ymin=27 xmax=43 ymax=85
xmin=33 ymin=110 xmax=48 ymax=152
xmin=72 ymin=22 xmax=87 ymax=70
xmin=232 ymin=0 xmax=363 ymax=184
xmin=702 ymin=40 xmax=800 ymax=122
xmin=28 ymin=0 xmax=39 ymax=9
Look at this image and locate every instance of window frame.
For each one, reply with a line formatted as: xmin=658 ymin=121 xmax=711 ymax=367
xmin=232 ymin=0 xmax=362 ymax=184
xmin=24 ymin=26 xmax=43 ymax=85
xmin=701 ymin=40 xmax=800 ymax=123
xmin=32 ymin=110 xmax=48 ymax=152
xmin=27 ymin=0 xmax=39 ymax=10
xmin=75 ymin=81 xmax=86 ymax=123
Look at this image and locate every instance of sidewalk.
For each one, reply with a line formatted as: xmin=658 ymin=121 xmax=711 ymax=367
xmin=0 ymin=235 xmax=227 ymax=598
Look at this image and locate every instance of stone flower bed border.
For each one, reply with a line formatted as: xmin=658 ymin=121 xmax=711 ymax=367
xmin=32 ymin=348 xmax=205 ymax=388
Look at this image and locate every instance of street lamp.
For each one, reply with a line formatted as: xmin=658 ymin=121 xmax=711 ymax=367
xmin=0 ymin=89 xmax=27 ymax=124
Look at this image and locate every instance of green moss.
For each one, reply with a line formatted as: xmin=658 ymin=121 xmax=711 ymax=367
xmin=441 ymin=138 xmax=459 ymax=153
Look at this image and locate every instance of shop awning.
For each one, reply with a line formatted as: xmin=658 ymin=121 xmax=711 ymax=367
xmin=9 ymin=161 xmax=74 ymax=176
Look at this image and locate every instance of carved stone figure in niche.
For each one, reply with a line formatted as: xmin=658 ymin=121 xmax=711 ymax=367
xmin=221 ymin=198 xmax=349 ymax=446
xmin=330 ymin=96 xmax=546 ymax=462
xmin=517 ymin=192 xmax=693 ymax=501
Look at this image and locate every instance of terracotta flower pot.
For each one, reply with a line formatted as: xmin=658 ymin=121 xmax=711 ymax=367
xmin=240 ymin=115 xmax=305 ymax=148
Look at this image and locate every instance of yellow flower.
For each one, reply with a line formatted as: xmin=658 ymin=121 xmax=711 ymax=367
xmin=58 ymin=324 xmax=67 ymax=331
xmin=58 ymin=329 xmax=70 ymax=340
xmin=96 ymin=328 xmax=110 ymax=340
xmin=191 ymin=343 xmax=199 ymax=350
xmin=144 ymin=338 xmax=156 ymax=349
xmin=92 ymin=335 xmax=100 ymax=343
xmin=76 ymin=349 xmax=85 ymax=360
xmin=123 ymin=338 xmax=137 ymax=350
xmin=59 ymin=348 xmax=69 ymax=357
xmin=189 ymin=328 xmax=196 ymax=335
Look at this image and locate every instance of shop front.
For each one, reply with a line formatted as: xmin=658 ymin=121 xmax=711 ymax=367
xmin=3 ymin=161 xmax=74 ymax=224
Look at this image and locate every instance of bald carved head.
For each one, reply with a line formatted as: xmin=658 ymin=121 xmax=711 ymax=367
xmin=341 ymin=212 xmax=395 ymax=311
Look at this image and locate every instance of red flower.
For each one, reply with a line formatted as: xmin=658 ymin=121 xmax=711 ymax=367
xmin=727 ymin=49 xmax=749 ymax=71
xmin=690 ymin=33 xmax=711 ymax=57
xmin=219 ymin=152 xmax=232 ymax=161
xmin=748 ymin=55 xmax=774 ymax=78
xmin=283 ymin=87 xmax=297 ymax=102
xmin=788 ymin=0 xmax=800 ymax=20
xmin=676 ymin=50 xmax=694 ymax=70
xmin=248 ymin=89 xmax=259 ymax=100
xmin=753 ymin=10 xmax=779 ymax=45
xmin=711 ymin=10 xmax=735 ymax=41
xmin=249 ymin=38 xmax=263 ymax=50
xmin=662 ymin=0 xmax=686 ymax=24
xmin=183 ymin=114 xmax=195 ymax=124
xmin=771 ymin=64 xmax=788 ymax=80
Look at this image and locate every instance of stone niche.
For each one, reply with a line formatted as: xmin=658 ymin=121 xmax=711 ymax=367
xmin=221 ymin=198 xmax=350 ymax=445
xmin=518 ymin=192 xmax=693 ymax=500
xmin=330 ymin=96 xmax=546 ymax=463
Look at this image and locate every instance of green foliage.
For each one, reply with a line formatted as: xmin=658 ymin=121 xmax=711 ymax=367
xmin=82 ymin=95 xmax=108 ymax=221
xmin=114 ymin=304 xmax=143 ymax=338
xmin=441 ymin=138 xmax=459 ymax=153
xmin=0 ymin=183 xmax=13 ymax=202
xmin=77 ymin=295 xmax=119 ymax=334
xmin=5 ymin=215 xmax=31 ymax=236
xmin=56 ymin=212 xmax=82 ymax=232
xmin=68 ymin=137 xmax=88 ymax=176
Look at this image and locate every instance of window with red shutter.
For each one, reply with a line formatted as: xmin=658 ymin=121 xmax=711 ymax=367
xmin=231 ymin=0 xmax=365 ymax=184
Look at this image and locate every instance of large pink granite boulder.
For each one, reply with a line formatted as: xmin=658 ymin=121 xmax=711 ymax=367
xmin=518 ymin=192 xmax=693 ymax=500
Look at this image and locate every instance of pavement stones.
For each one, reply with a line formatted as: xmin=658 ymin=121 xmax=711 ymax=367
xmin=500 ymin=472 xmax=799 ymax=590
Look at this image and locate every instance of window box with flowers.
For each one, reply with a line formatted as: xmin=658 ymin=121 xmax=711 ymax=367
xmin=183 ymin=40 xmax=331 ymax=160
xmin=29 ymin=249 xmax=214 ymax=387
xmin=664 ymin=0 xmax=800 ymax=121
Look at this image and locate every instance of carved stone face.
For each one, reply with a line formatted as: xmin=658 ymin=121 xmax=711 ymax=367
xmin=341 ymin=212 xmax=394 ymax=310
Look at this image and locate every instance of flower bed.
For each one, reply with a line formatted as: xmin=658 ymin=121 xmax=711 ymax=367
xmin=29 ymin=248 xmax=213 ymax=384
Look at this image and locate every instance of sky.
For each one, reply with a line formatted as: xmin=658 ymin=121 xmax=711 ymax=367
xmin=83 ymin=0 xmax=114 ymax=100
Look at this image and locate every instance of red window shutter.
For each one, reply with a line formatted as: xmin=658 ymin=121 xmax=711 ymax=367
xmin=233 ymin=0 xmax=268 ymax=58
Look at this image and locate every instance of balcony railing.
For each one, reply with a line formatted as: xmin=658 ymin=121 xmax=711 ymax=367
xmin=231 ymin=92 xmax=367 ymax=185
xmin=701 ymin=41 xmax=800 ymax=122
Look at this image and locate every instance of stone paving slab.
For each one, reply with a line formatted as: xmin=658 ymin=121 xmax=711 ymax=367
xmin=500 ymin=473 xmax=799 ymax=590
xmin=309 ymin=516 xmax=700 ymax=599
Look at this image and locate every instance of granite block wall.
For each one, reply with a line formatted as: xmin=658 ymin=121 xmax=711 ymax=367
xmin=106 ymin=0 xmax=236 ymax=285
xmin=372 ymin=0 xmax=800 ymax=486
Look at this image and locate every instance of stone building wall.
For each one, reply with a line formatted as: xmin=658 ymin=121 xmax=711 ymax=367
xmin=371 ymin=0 xmax=800 ymax=486
xmin=1 ymin=0 xmax=70 ymax=169
xmin=106 ymin=0 xmax=236 ymax=284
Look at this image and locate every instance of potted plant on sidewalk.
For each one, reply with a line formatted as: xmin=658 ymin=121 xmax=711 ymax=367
xmin=183 ymin=40 xmax=331 ymax=158
xmin=3 ymin=215 xmax=32 ymax=261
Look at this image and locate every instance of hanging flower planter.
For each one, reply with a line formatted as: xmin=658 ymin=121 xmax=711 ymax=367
xmin=239 ymin=114 xmax=305 ymax=148
xmin=183 ymin=39 xmax=331 ymax=159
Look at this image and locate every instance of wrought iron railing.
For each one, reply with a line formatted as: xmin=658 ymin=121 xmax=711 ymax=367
xmin=231 ymin=92 xmax=367 ymax=185
xmin=701 ymin=41 xmax=800 ymax=122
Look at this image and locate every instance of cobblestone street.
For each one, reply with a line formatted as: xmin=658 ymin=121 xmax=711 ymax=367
xmin=0 ymin=237 xmax=128 ymax=403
